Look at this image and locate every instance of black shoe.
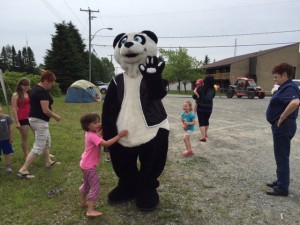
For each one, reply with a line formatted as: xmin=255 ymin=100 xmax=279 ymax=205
xmin=266 ymin=181 xmax=277 ymax=188
xmin=136 ymin=190 xmax=159 ymax=212
xmin=108 ymin=186 xmax=135 ymax=204
xmin=266 ymin=186 xmax=288 ymax=196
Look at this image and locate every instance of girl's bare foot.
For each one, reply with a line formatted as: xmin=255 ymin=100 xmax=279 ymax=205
xmin=80 ymin=192 xmax=87 ymax=207
xmin=86 ymin=210 xmax=103 ymax=217
xmin=80 ymin=200 xmax=88 ymax=207
xmin=86 ymin=201 xmax=102 ymax=217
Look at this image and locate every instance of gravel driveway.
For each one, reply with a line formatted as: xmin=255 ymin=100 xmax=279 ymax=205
xmin=160 ymin=94 xmax=300 ymax=225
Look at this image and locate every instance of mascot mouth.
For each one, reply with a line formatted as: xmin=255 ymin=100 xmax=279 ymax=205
xmin=126 ymin=53 xmax=138 ymax=58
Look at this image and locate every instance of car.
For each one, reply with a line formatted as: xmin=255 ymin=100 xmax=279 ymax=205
xmin=271 ymin=84 xmax=279 ymax=94
xmin=271 ymin=79 xmax=300 ymax=94
xmin=226 ymin=77 xmax=265 ymax=99
xmin=97 ymin=83 xmax=109 ymax=94
xmin=94 ymin=81 xmax=103 ymax=85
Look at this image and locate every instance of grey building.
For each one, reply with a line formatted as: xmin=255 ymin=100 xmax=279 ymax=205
xmin=201 ymin=43 xmax=300 ymax=94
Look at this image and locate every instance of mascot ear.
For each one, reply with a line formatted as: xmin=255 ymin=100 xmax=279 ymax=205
xmin=113 ymin=33 xmax=126 ymax=48
xmin=141 ymin=30 xmax=158 ymax=44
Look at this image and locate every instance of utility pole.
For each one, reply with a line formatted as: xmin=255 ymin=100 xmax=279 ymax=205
xmin=234 ymin=38 xmax=237 ymax=57
xmin=108 ymin=54 xmax=113 ymax=63
xmin=80 ymin=8 xmax=99 ymax=82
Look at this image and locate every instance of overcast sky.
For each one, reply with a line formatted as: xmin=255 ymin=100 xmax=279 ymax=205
xmin=1 ymin=0 xmax=300 ymax=74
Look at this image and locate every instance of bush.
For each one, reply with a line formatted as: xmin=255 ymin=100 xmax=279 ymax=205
xmin=0 ymin=71 xmax=62 ymax=104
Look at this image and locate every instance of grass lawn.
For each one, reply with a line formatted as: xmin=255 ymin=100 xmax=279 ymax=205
xmin=0 ymin=97 xmax=115 ymax=224
xmin=0 ymin=96 xmax=188 ymax=225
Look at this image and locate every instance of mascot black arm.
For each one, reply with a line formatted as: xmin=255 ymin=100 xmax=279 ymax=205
xmin=102 ymin=80 xmax=120 ymax=140
xmin=139 ymin=56 xmax=167 ymax=100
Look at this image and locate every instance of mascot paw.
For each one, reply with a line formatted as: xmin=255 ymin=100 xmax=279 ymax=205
xmin=139 ymin=56 xmax=165 ymax=78
xmin=136 ymin=190 xmax=159 ymax=211
xmin=108 ymin=186 xmax=135 ymax=204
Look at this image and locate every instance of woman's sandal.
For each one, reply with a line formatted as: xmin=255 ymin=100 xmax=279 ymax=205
xmin=48 ymin=188 xmax=63 ymax=197
xmin=17 ymin=173 xmax=35 ymax=179
xmin=199 ymin=137 xmax=207 ymax=142
xmin=182 ymin=150 xmax=194 ymax=156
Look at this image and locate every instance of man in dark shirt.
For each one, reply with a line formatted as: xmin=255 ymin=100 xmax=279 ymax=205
xmin=265 ymin=63 xmax=300 ymax=196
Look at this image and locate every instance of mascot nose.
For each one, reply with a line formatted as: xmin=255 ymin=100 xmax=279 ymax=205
xmin=124 ymin=42 xmax=134 ymax=48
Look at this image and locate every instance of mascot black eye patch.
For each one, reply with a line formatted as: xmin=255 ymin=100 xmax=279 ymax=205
xmin=118 ymin=34 xmax=146 ymax=48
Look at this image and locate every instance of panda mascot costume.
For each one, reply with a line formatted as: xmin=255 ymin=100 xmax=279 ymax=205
xmin=102 ymin=30 xmax=169 ymax=211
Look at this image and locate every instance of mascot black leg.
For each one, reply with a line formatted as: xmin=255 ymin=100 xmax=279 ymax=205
xmin=136 ymin=128 xmax=169 ymax=211
xmin=108 ymin=143 xmax=138 ymax=204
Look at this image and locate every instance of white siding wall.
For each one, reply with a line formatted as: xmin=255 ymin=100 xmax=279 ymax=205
xmin=168 ymin=82 xmax=192 ymax=91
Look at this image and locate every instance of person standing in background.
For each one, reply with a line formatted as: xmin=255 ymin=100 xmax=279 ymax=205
xmin=18 ymin=70 xmax=61 ymax=179
xmin=193 ymin=79 xmax=203 ymax=113
xmin=266 ymin=63 xmax=300 ymax=196
xmin=0 ymin=104 xmax=14 ymax=172
xmin=194 ymin=75 xmax=216 ymax=142
xmin=11 ymin=77 xmax=31 ymax=158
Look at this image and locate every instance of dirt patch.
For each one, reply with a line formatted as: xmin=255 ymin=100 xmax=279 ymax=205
xmin=160 ymin=95 xmax=300 ymax=225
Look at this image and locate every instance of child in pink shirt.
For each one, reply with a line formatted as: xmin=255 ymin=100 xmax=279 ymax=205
xmin=79 ymin=112 xmax=128 ymax=217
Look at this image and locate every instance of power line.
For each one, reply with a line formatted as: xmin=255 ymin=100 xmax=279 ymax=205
xmin=92 ymin=48 xmax=98 ymax=57
xmin=91 ymin=28 xmax=300 ymax=53
xmin=63 ymin=0 xmax=86 ymax=30
xmin=92 ymin=41 xmax=299 ymax=49
xmin=98 ymin=29 xmax=300 ymax=39
xmin=40 ymin=0 xmax=64 ymax=21
xmin=159 ymin=30 xmax=300 ymax=39
xmin=102 ymin=0 xmax=300 ymax=18
xmin=159 ymin=42 xmax=300 ymax=49
xmin=92 ymin=0 xmax=105 ymax=29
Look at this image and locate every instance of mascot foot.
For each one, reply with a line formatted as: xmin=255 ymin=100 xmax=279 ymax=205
xmin=136 ymin=190 xmax=159 ymax=212
xmin=108 ymin=186 xmax=135 ymax=204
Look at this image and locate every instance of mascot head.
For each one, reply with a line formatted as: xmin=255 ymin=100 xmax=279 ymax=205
xmin=113 ymin=30 xmax=158 ymax=76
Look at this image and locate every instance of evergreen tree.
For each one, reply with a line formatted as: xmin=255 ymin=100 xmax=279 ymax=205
xmin=26 ymin=47 xmax=37 ymax=74
xmin=0 ymin=45 xmax=36 ymax=73
xmin=0 ymin=46 xmax=9 ymax=71
xmin=44 ymin=21 xmax=88 ymax=92
xmin=16 ymin=50 xmax=25 ymax=72
xmin=203 ymin=55 xmax=211 ymax=65
xmin=11 ymin=46 xmax=17 ymax=71
xmin=91 ymin=55 xmax=115 ymax=83
xmin=68 ymin=22 xmax=88 ymax=75
xmin=99 ymin=57 xmax=115 ymax=82
xmin=1 ymin=45 xmax=12 ymax=71
xmin=22 ymin=47 xmax=28 ymax=72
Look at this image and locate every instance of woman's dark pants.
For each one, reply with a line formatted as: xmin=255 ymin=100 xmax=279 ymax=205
xmin=271 ymin=119 xmax=297 ymax=191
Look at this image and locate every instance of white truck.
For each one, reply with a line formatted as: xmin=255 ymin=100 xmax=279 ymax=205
xmin=97 ymin=83 xmax=109 ymax=94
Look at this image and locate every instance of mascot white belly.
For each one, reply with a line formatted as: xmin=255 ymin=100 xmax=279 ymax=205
xmin=117 ymin=74 xmax=169 ymax=147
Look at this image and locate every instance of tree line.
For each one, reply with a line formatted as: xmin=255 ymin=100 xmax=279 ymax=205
xmin=0 ymin=45 xmax=37 ymax=74
xmin=1 ymin=20 xmax=212 ymax=93
xmin=1 ymin=21 xmax=115 ymax=93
